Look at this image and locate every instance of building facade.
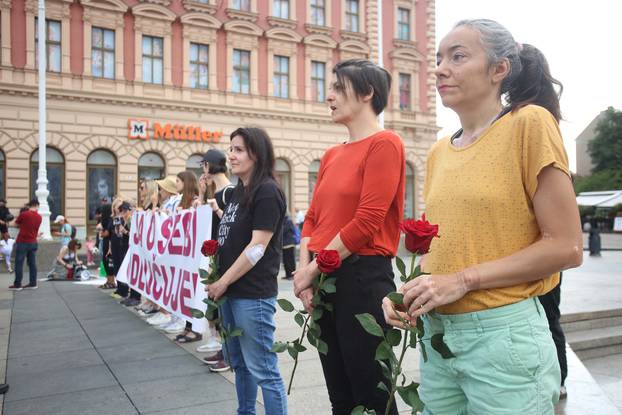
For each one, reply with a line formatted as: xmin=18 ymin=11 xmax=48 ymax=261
xmin=575 ymin=110 xmax=606 ymax=178
xmin=0 ymin=0 xmax=438 ymax=236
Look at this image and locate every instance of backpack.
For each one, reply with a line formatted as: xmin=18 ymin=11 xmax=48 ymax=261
xmin=293 ymin=222 xmax=301 ymax=245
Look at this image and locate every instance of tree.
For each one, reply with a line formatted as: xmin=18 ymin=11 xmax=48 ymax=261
xmin=588 ymin=107 xmax=622 ymax=173
xmin=574 ymin=169 xmax=622 ymax=193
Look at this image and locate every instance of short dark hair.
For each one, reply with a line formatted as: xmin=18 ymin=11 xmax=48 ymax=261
xmin=332 ymin=59 xmax=392 ymax=115
xmin=27 ymin=199 xmax=39 ymax=207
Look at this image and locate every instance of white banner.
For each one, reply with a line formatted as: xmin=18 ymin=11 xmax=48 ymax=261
xmin=117 ymin=206 xmax=212 ymax=333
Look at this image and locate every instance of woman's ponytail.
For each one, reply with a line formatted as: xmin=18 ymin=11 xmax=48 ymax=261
xmin=507 ymin=44 xmax=563 ymax=122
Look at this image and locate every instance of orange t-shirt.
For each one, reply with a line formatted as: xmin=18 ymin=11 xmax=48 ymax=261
xmin=302 ymin=130 xmax=405 ymax=256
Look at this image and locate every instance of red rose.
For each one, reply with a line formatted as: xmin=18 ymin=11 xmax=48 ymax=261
xmin=399 ymin=214 xmax=439 ymax=255
xmin=316 ymin=249 xmax=341 ymax=274
xmin=201 ymin=240 xmax=219 ymax=257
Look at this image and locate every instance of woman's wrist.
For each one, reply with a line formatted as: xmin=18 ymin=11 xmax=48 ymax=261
xmin=454 ymin=266 xmax=480 ymax=293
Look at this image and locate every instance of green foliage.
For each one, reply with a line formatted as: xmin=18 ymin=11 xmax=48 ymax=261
xmin=574 ymin=169 xmax=622 ymax=193
xmin=277 ymin=298 xmax=295 ymax=312
xmin=588 ymin=107 xmax=622 ymax=173
xmin=355 ymin=313 xmax=385 ymax=338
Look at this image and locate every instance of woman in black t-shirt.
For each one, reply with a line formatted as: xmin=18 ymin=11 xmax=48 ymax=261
xmin=206 ymin=127 xmax=288 ymax=415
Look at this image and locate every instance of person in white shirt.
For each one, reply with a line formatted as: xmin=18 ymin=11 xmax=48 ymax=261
xmin=0 ymin=234 xmax=15 ymax=273
xmin=156 ymin=176 xmax=181 ymax=215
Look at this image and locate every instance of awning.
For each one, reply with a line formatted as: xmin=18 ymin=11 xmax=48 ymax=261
xmin=576 ymin=191 xmax=622 ymax=207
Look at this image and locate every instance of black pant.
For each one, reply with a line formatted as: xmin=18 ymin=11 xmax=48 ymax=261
xmin=282 ymin=246 xmax=296 ymax=279
xmin=117 ymin=283 xmax=140 ymax=300
xmin=538 ymin=274 xmax=567 ymax=386
xmin=317 ymin=255 xmax=398 ymax=415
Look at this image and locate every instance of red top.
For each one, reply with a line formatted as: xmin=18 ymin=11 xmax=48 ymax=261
xmin=302 ymin=130 xmax=405 ymax=256
xmin=16 ymin=210 xmax=42 ymax=244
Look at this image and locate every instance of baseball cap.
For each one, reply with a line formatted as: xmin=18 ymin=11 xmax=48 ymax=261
xmin=119 ymin=202 xmax=132 ymax=211
xmin=201 ymin=149 xmax=227 ymax=167
xmin=53 ymin=215 xmax=65 ymax=223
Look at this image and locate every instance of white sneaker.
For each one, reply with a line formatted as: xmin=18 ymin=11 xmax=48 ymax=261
xmin=146 ymin=312 xmax=171 ymax=326
xmin=158 ymin=315 xmax=179 ymax=329
xmin=197 ymin=338 xmax=222 ymax=353
xmin=164 ymin=319 xmax=186 ymax=334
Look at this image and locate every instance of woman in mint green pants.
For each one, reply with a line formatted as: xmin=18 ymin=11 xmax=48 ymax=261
xmin=384 ymin=19 xmax=582 ymax=414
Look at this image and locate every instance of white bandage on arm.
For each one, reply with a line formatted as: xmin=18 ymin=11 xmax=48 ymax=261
xmin=245 ymin=244 xmax=266 ymax=266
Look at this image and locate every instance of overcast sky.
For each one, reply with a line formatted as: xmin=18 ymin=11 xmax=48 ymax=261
xmin=434 ymin=0 xmax=622 ymax=172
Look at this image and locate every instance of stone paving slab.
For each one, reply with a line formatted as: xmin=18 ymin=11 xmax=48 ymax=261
xmin=3 ymin=386 xmax=138 ymax=415
xmin=1 ymin=278 xmax=242 ymax=415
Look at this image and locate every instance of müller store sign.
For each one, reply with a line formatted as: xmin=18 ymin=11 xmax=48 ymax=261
xmin=128 ymin=119 xmax=223 ymax=143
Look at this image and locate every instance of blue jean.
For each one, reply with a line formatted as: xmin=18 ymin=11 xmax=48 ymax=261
xmin=220 ymin=297 xmax=288 ymax=415
xmin=14 ymin=242 xmax=38 ymax=286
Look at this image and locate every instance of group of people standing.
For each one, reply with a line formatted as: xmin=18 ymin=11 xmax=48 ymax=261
xmin=2 ymin=18 xmax=583 ymax=415
xmin=203 ymin=19 xmax=580 ymax=415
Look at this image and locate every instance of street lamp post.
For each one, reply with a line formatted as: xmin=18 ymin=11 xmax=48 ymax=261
xmin=36 ymin=0 xmax=52 ymax=240
xmin=377 ymin=0 xmax=384 ymax=129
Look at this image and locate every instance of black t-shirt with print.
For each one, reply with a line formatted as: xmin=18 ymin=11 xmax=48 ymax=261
xmin=218 ymin=180 xmax=285 ymax=299
xmin=211 ymin=185 xmax=235 ymax=240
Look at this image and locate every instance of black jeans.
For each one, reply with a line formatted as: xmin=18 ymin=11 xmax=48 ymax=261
xmin=317 ymin=255 xmax=398 ymax=415
xmin=14 ymin=242 xmax=38 ymax=286
xmin=538 ymin=274 xmax=567 ymax=386
xmin=282 ymin=246 xmax=296 ymax=279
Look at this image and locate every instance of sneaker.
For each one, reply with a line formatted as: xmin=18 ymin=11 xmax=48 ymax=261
xmin=158 ymin=315 xmax=180 ymax=329
xmin=121 ymin=298 xmax=140 ymax=307
xmin=197 ymin=338 xmax=222 ymax=353
xmin=23 ymin=284 xmax=38 ymax=290
xmin=203 ymin=350 xmax=225 ymax=365
xmin=146 ymin=312 xmax=171 ymax=326
xmin=8 ymin=284 xmax=22 ymax=291
xmin=164 ymin=319 xmax=186 ymax=334
xmin=110 ymin=292 xmax=122 ymax=300
xmin=208 ymin=360 xmax=230 ymax=373
xmin=559 ymin=385 xmax=567 ymax=400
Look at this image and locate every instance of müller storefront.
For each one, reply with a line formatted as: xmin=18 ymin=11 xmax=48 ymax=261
xmin=0 ymin=91 xmax=430 ymax=238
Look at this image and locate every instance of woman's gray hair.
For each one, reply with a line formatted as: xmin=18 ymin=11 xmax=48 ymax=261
xmin=454 ymin=19 xmax=521 ymax=94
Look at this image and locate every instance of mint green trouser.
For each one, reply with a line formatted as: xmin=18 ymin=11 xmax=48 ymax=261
xmin=419 ymin=298 xmax=560 ymax=415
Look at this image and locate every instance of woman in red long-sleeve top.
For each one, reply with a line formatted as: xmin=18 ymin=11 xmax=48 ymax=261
xmin=293 ymin=59 xmax=405 ymax=415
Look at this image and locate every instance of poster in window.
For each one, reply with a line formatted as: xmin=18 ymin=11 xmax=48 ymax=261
xmin=89 ymin=167 xmax=115 ymax=220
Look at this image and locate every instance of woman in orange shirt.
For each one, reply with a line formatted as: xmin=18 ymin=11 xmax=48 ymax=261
xmin=293 ymin=59 xmax=405 ymax=415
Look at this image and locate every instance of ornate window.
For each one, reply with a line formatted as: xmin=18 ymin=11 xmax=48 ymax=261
xmin=34 ymin=18 xmax=61 ymax=72
xmin=275 ymin=159 xmax=291 ymax=209
xmin=87 ymin=149 xmax=116 ymax=221
xmin=397 ymin=7 xmax=410 ymax=41
xmin=138 ymin=152 xmax=166 ymax=182
xmin=308 ymin=159 xmax=321 ymax=202
xmin=345 ymin=0 xmax=359 ymax=32
xmin=92 ymin=27 xmax=115 ymax=79
xmin=311 ymin=61 xmax=326 ymax=102
xmin=232 ymin=49 xmax=251 ymax=94
xmin=273 ymin=55 xmax=289 ymax=98
xmin=186 ymin=154 xmax=203 ymax=178
xmin=399 ymin=73 xmax=411 ymax=110
xmin=273 ymin=0 xmax=289 ymax=19
xmin=231 ymin=0 xmax=250 ymax=11
xmin=189 ymin=42 xmax=209 ymax=89
xmin=142 ymin=35 xmax=164 ymax=84
xmin=30 ymin=147 xmax=64 ymax=220
xmin=310 ymin=0 xmax=325 ymax=26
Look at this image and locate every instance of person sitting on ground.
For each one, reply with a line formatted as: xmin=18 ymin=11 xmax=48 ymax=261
xmin=48 ymin=239 xmax=82 ymax=280
xmin=0 ymin=233 xmax=15 ymax=273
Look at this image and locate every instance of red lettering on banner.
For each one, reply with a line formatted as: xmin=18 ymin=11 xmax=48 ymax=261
xmin=162 ymin=265 xmax=176 ymax=306
xmin=182 ymin=212 xmax=193 ymax=256
xmin=192 ymin=211 xmax=197 ymax=258
xmin=152 ymin=262 xmax=163 ymax=301
xmin=133 ymin=214 xmax=143 ymax=246
xmin=146 ymin=213 xmax=156 ymax=251
xmin=158 ymin=217 xmax=173 ymax=254
xmin=179 ymin=270 xmax=194 ymax=318
xmin=169 ymin=215 xmax=183 ymax=255
xmin=130 ymin=254 xmax=140 ymax=285
xmin=137 ymin=260 xmax=147 ymax=291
